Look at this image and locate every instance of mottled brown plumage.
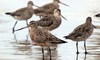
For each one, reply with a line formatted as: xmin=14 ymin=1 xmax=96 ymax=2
xmin=16 ymin=21 xmax=67 ymax=46
xmin=5 ymin=1 xmax=39 ymax=33
xmin=64 ymin=17 xmax=95 ymax=54
xmin=15 ymin=21 xmax=67 ymax=60
xmin=34 ymin=9 xmax=66 ymax=31
xmin=33 ymin=0 xmax=69 ymax=17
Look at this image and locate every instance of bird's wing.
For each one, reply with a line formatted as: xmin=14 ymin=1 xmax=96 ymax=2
xmin=34 ymin=8 xmax=45 ymax=14
xmin=68 ymin=24 xmax=85 ymax=37
xmin=36 ymin=28 xmax=66 ymax=44
xmin=40 ymin=3 xmax=54 ymax=9
xmin=45 ymin=30 xmax=66 ymax=44
xmin=12 ymin=7 xmax=27 ymax=16
xmin=37 ymin=15 xmax=55 ymax=27
xmin=34 ymin=3 xmax=55 ymax=14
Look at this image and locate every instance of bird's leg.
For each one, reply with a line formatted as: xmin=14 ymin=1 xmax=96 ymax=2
xmin=26 ymin=20 xmax=28 ymax=25
xmin=12 ymin=21 xmax=18 ymax=33
xmin=84 ymin=53 xmax=87 ymax=60
xmin=14 ymin=33 xmax=17 ymax=42
xmin=25 ymin=35 xmax=29 ymax=44
xmin=42 ymin=47 xmax=45 ymax=60
xmin=84 ymin=40 xmax=88 ymax=54
xmin=76 ymin=53 xmax=79 ymax=60
xmin=76 ymin=41 xmax=79 ymax=54
xmin=48 ymin=47 xmax=52 ymax=60
xmin=25 ymin=20 xmax=29 ymax=43
xmin=39 ymin=16 xmax=42 ymax=18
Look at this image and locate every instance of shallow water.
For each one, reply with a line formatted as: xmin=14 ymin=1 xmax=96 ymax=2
xmin=0 ymin=0 xmax=100 ymax=60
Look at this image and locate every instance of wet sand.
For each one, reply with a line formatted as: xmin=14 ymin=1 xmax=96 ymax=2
xmin=0 ymin=0 xmax=100 ymax=60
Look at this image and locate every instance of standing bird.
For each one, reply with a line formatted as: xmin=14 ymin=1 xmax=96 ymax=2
xmin=15 ymin=21 xmax=67 ymax=60
xmin=33 ymin=9 xmax=67 ymax=31
xmin=64 ymin=17 xmax=96 ymax=54
xmin=33 ymin=0 xmax=69 ymax=18
xmin=5 ymin=1 xmax=39 ymax=33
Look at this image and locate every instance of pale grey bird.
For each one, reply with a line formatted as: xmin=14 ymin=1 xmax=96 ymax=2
xmin=5 ymin=1 xmax=39 ymax=33
xmin=33 ymin=0 xmax=69 ymax=18
xmin=15 ymin=21 xmax=67 ymax=60
xmin=64 ymin=17 xmax=96 ymax=54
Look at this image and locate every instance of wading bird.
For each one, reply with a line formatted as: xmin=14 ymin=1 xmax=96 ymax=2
xmin=64 ymin=17 xmax=96 ymax=54
xmin=15 ymin=21 xmax=67 ymax=60
xmin=33 ymin=0 xmax=69 ymax=18
xmin=5 ymin=1 xmax=39 ymax=33
xmin=33 ymin=9 xmax=67 ymax=31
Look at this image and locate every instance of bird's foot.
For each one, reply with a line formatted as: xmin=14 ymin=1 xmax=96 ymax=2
xmin=84 ymin=51 xmax=88 ymax=54
xmin=76 ymin=51 xmax=79 ymax=54
xmin=12 ymin=28 xmax=15 ymax=33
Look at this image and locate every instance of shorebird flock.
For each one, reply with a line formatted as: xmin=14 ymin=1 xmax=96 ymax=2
xmin=5 ymin=0 xmax=97 ymax=60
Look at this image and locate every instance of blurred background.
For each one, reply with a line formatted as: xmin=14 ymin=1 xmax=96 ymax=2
xmin=0 ymin=0 xmax=100 ymax=60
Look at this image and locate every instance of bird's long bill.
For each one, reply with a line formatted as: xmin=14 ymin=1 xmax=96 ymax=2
xmin=93 ymin=25 xmax=96 ymax=28
xmin=59 ymin=2 xmax=69 ymax=7
xmin=61 ymin=15 xmax=67 ymax=20
xmin=34 ymin=5 xmax=40 ymax=8
xmin=15 ymin=26 xmax=28 ymax=31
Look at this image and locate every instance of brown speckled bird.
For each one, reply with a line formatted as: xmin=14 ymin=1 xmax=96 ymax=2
xmin=15 ymin=21 xmax=67 ymax=60
xmin=5 ymin=1 xmax=39 ymax=33
xmin=34 ymin=9 xmax=67 ymax=31
xmin=33 ymin=0 xmax=69 ymax=18
xmin=64 ymin=17 xmax=96 ymax=54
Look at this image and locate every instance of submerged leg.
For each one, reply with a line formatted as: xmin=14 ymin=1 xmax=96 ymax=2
xmin=12 ymin=21 xmax=18 ymax=33
xmin=42 ymin=47 xmax=44 ymax=60
xmin=25 ymin=20 xmax=29 ymax=43
xmin=76 ymin=41 xmax=79 ymax=54
xmin=84 ymin=53 xmax=87 ymax=60
xmin=48 ymin=47 xmax=52 ymax=60
xmin=26 ymin=20 xmax=28 ymax=25
xmin=84 ymin=40 xmax=88 ymax=54
xmin=25 ymin=35 xmax=29 ymax=44
xmin=76 ymin=54 xmax=79 ymax=60
xmin=14 ymin=33 xmax=17 ymax=42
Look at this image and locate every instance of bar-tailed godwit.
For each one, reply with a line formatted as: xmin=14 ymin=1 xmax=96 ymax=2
xmin=5 ymin=1 xmax=39 ymax=33
xmin=33 ymin=0 xmax=69 ymax=18
xmin=15 ymin=21 xmax=67 ymax=60
xmin=34 ymin=9 xmax=67 ymax=31
xmin=64 ymin=17 xmax=96 ymax=54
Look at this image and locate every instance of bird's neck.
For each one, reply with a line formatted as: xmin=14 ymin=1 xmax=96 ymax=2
xmin=86 ymin=22 xmax=92 ymax=25
xmin=27 ymin=5 xmax=33 ymax=8
xmin=29 ymin=26 xmax=37 ymax=31
xmin=53 ymin=1 xmax=59 ymax=5
xmin=54 ymin=13 xmax=60 ymax=17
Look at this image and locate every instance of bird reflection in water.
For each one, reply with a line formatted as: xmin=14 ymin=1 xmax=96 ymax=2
xmin=13 ymin=33 xmax=30 ymax=45
xmin=13 ymin=42 xmax=32 ymax=55
xmin=33 ymin=46 xmax=58 ymax=60
xmin=76 ymin=54 xmax=87 ymax=60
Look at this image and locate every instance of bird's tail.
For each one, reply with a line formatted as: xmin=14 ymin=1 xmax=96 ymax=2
xmin=95 ymin=13 xmax=100 ymax=17
xmin=5 ymin=12 xmax=20 ymax=16
xmin=50 ymin=39 xmax=67 ymax=44
xmin=5 ymin=12 xmax=12 ymax=15
xmin=63 ymin=36 xmax=70 ymax=39
xmin=60 ymin=40 xmax=67 ymax=43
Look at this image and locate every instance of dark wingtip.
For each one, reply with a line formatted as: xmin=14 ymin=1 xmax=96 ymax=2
xmin=95 ymin=14 xmax=100 ymax=17
xmin=61 ymin=40 xmax=67 ymax=43
xmin=5 ymin=12 xmax=11 ymax=15
xmin=63 ymin=36 xmax=68 ymax=39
